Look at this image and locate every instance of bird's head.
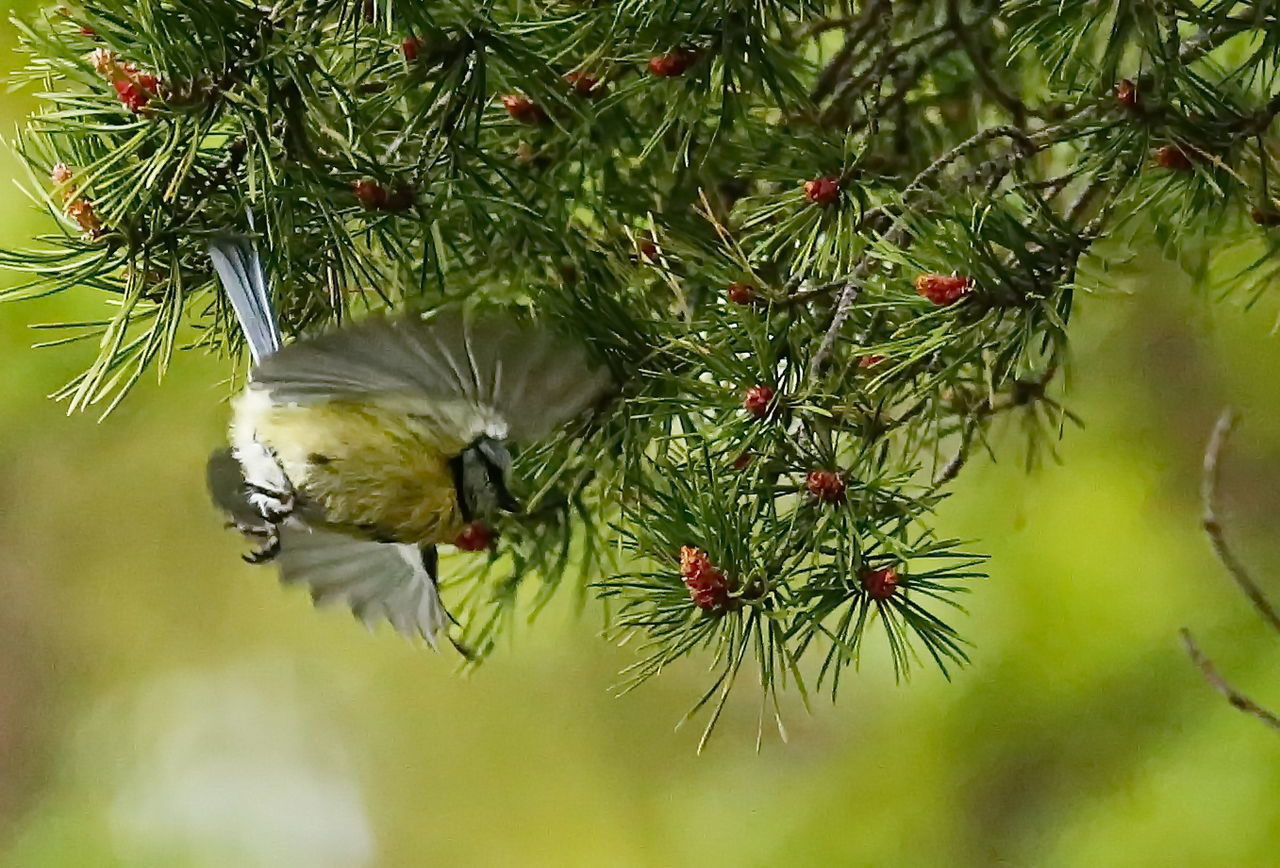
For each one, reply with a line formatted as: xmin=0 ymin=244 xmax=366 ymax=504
xmin=450 ymin=435 xmax=520 ymax=522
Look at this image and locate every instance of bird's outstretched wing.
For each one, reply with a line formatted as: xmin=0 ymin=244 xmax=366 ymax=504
xmin=208 ymin=448 xmax=452 ymax=647
xmin=248 ymin=312 xmax=613 ymax=442
xmin=275 ymin=528 xmax=451 ymax=647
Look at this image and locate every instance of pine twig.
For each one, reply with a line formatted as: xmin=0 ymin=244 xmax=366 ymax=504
xmin=1200 ymin=409 xmax=1280 ymax=634
xmin=1182 ymin=409 xmax=1280 ymax=733
xmin=1180 ymin=629 xmax=1280 ymax=731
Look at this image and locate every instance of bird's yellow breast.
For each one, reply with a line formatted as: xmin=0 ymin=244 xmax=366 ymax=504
xmin=245 ymin=399 xmax=471 ymax=545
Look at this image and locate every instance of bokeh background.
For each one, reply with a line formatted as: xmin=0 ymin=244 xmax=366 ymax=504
xmin=2 ymin=4 xmax=1280 ymax=866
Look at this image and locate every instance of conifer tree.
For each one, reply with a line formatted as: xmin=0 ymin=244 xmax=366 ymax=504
xmin=6 ymin=1 xmax=1279 ymax=746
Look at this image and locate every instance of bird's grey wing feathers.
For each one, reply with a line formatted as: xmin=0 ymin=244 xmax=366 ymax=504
xmin=206 ymin=447 xmax=271 ymax=531
xmin=208 ymin=237 xmax=282 ymax=364
xmin=251 ymin=312 xmax=613 ymax=441
xmin=276 ymin=527 xmax=450 ymax=646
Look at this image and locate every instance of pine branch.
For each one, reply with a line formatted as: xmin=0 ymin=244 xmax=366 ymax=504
xmin=6 ymin=0 xmax=1280 ymax=743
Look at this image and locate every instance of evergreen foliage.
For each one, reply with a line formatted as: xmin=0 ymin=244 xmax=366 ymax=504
xmin=6 ymin=0 xmax=1279 ymax=745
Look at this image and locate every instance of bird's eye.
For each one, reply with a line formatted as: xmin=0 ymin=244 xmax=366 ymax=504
xmin=452 ymin=437 xmax=521 ymax=518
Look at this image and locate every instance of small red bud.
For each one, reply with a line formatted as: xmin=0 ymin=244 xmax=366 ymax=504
xmin=648 ymin=49 xmax=696 ymax=78
xmin=401 ymin=37 xmax=421 ymax=62
xmin=353 ymin=178 xmax=388 ymax=210
xmin=133 ymin=71 xmax=158 ymax=94
xmin=915 ymin=273 xmax=972 ymax=306
xmin=743 ymin=385 xmax=775 ymax=418
xmin=454 ymin=521 xmax=493 ymax=552
xmin=860 ymin=565 xmax=900 ymax=600
xmin=803 ymin=177 xmax=841 ymax=206
xmin=726 ymin=282 xmax=756 ymax=305
xmin=858 ymin=354 xmax=886 ymax=368
xmin=565 ymin=71 xmax=605 ymax=98
xmin=1154 ymin=145 xmax=1194 ymax=171
xmin=637 ymin=236 xmax=659 ymax=262
xmin=732 ymin=452 xmax=753 ymax=470
xmin=501 ymin=93 xmax=548 ymax=125
xmin=679 ymin=545 xmax=732 ymax=611
xmin=805 ymin=470 xmax=846 ymax=504
xmin=1114 ymin=79 xmax=1138 ymax=110
xmin=113 ymin=79 xmax=151 ymax=112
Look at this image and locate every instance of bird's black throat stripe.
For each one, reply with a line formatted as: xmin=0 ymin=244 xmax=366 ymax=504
xmin=448 ymin=451 xmax=472 ymax=523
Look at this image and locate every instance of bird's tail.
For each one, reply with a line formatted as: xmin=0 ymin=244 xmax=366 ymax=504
xmin=208 ymin=237 xmax=282 ymax=364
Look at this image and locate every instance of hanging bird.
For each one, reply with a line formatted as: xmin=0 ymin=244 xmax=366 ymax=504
xmin=205 ymin=235 xmax=612 ymax=648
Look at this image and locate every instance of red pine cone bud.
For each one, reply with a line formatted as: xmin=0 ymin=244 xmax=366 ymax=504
xmin=113 ymin=79 xmax=151 ymax=113
xmin=858 ymin=354 xmax=886 ymax=368
xmin=1251 ymin=206 xmax=1280 ymax=227
xmin=93 ymin=50 xmax=159 ymax=113
xmin=648 ymin=49 xmax=696 ymax=78
xmin=79 ymin=25 xmax=100 ymax=40
xmin=679 ymin=545 xmax=732 ymax=611
xmin=1114 ymin=79 xmax=1138 ymax=110
xmin=353 ymin=178 xmax=388 ymax=210
xmin=565 ymin=71 xmax=605 ymax=98
xmin=743 ymin=384 xmax=775 ymax=417
xmin=732 ymin=452 xmax=753 ymax=470
xmin=501 ymin=93 xmax=548 ymax=125
xmin=133 ymin=71 xmax=158 ymax=93
xmin=726 ymin=282 xmax=756 ymax=305
xmin=401 ymin=37 xmax=421 ymax=62
xmin=1154 ymin=145 xmax=1194 ymax=170
xmin=806 ymin=470 xmax=846 ymax=504
xmin=65 ymin=199 xmax=102 ymax=236
xmin=354 ymin=179 xmax=415 ymax=212
xmin=860 ymin=565 xmax=900 ymax=600
xmin=637 ymin=235 xmax=659 ymax=262
xmin=915 ymin=273 xmax=972 ymax=306
xmin=803 ymin=176 xmax=841 ymax=206
xmin=454 ymin=521 xmax=493 ymax=552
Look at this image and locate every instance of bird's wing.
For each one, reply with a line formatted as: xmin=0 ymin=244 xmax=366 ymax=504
xmin=276 ymin=527 xmax=451 ymax=647
xmin=206 ymin=447 xmax=270 ymax=531
xmin=249 ymin=311 xmax=612 ymax=441
xmin=209 ymin=449 xmax=449 ymax=644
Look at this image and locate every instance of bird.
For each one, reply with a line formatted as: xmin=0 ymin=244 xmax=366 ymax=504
xmin=204 ymin=234 xmax=612 ymax=649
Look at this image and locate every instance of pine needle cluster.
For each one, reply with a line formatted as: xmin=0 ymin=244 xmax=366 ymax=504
xmin=7 ymin=0 xmax=1280 ymax=745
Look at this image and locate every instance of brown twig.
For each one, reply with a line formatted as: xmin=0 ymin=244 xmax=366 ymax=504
xmin=929 ymin=364 xmax=1059 ymax=489
xmin=1180 ymin=629 xmax=1280 ymax=731
xmin=1201 ymin=409 xmax=1280 ymax=634
xmin=1183 ymin=409 xmax=1280 ymax=732
xmin=932 ymin=416 xmax=980 ymax=488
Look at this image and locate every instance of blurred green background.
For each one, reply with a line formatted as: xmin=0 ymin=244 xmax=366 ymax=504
xmin=2 ymin=5 xmax=1280 ymax=866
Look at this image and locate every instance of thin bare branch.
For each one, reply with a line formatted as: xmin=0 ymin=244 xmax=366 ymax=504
xmin=1201 ymin=408 xmax=1280 ymax=634
xmin=1180 ymin=629 xmax=1280 ymax=731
